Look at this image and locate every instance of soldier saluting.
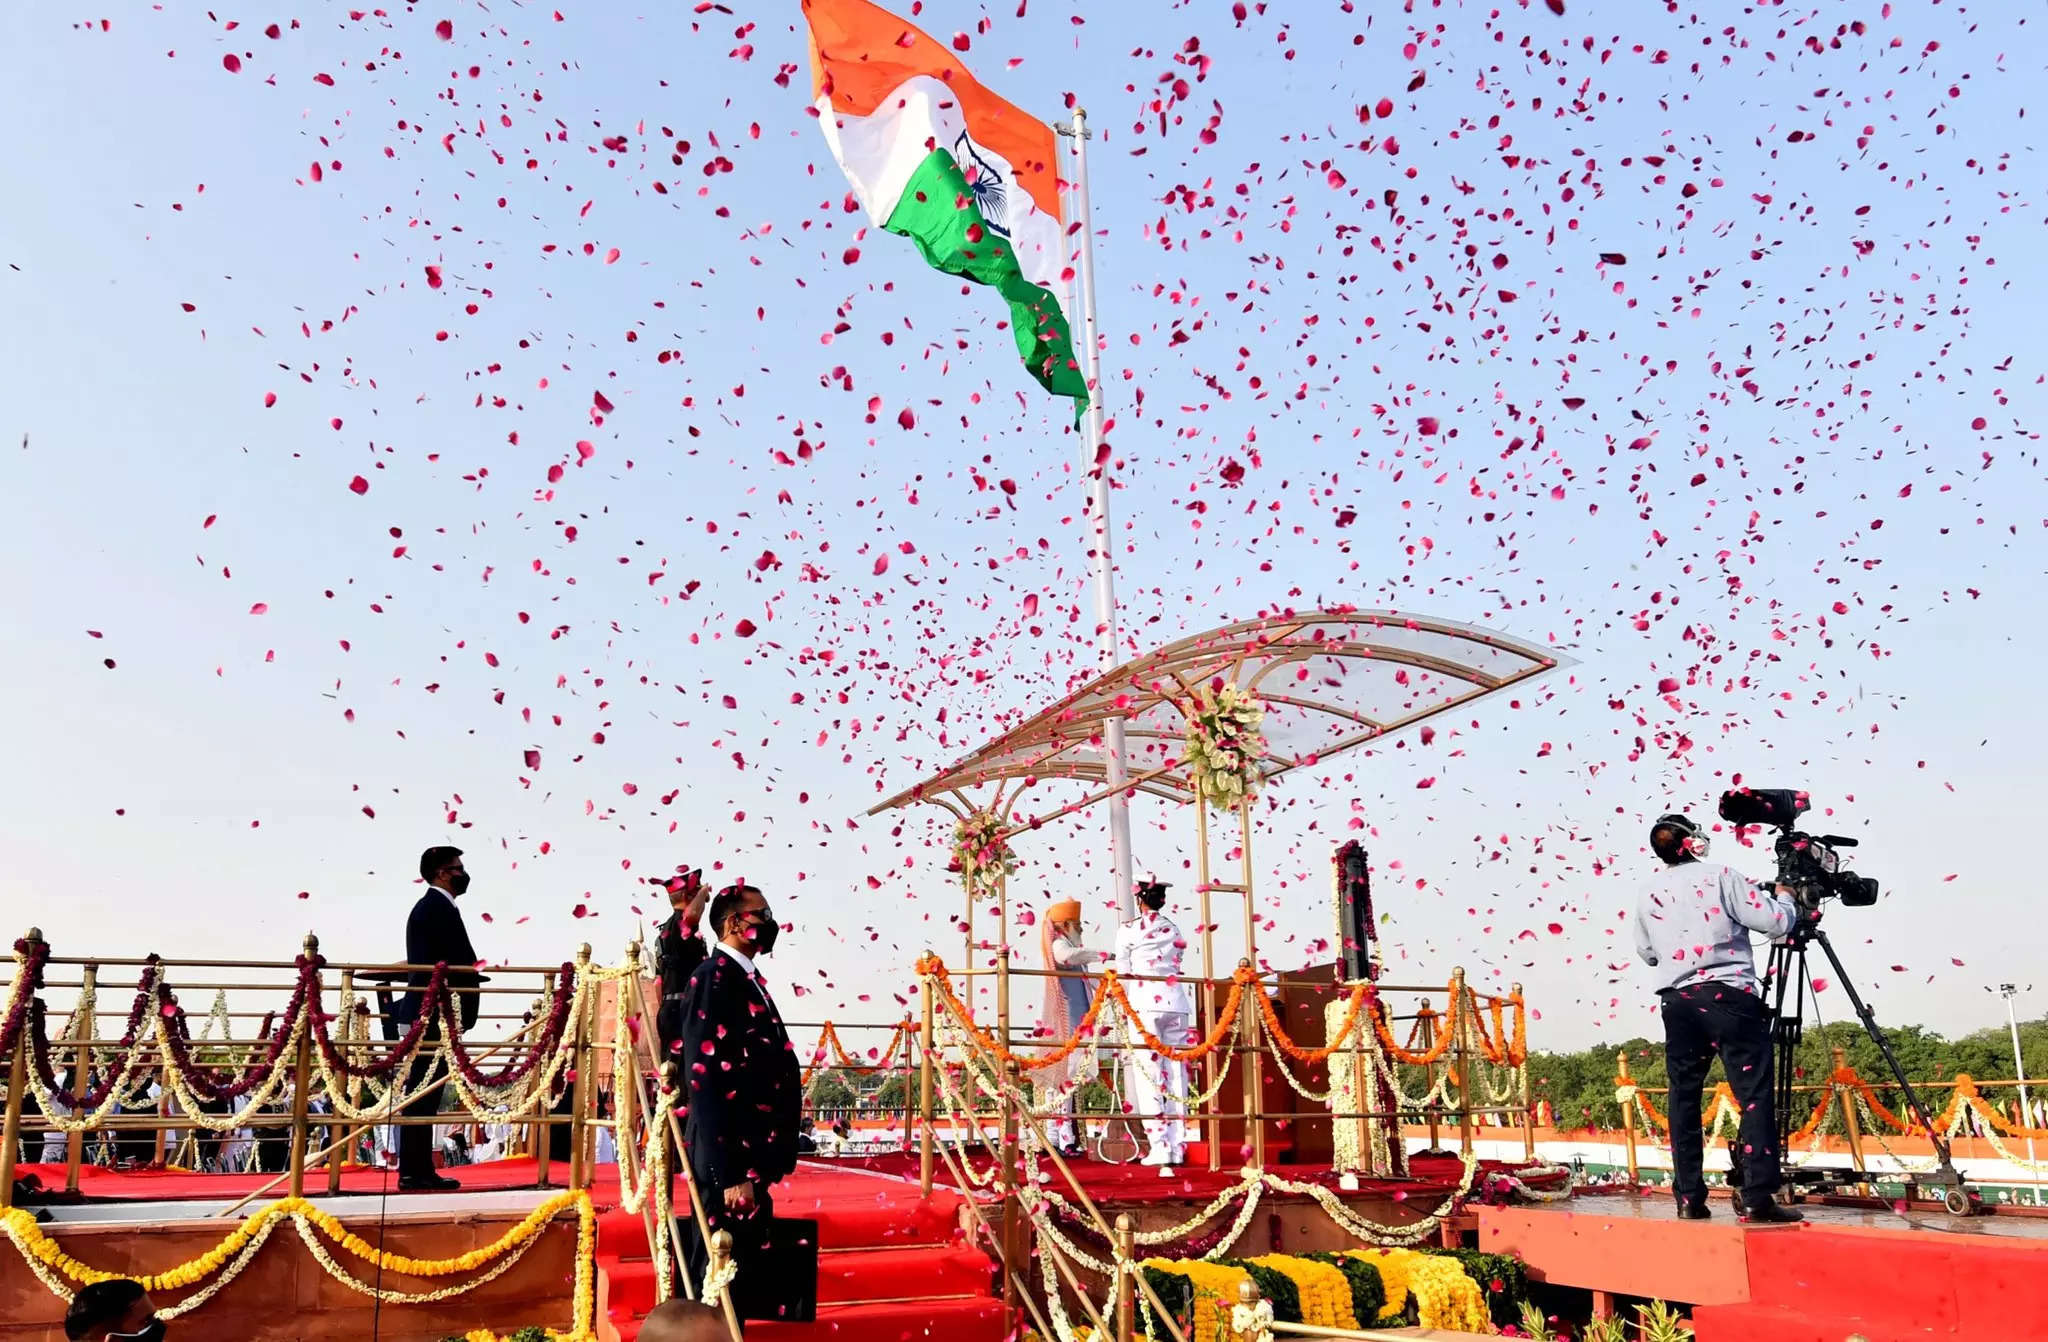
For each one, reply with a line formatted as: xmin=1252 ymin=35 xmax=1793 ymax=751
xmin=1115 ymin=878 xmax=1196 ymax=1169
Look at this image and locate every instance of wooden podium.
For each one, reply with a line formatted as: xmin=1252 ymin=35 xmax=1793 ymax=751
xmin=1195 ymin=969 xmax=1350 ymax=1164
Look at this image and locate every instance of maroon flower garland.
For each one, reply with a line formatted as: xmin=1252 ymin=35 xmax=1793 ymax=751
xmin=8 ymin=947 xmax=580 ymax=1114
xmin=1 ymin=936 xmax=53 ymax=1062
xmin=436 ymin=963 xmax=577 ymax=1089
xmin=152 ymin=955 xmax=316 ymax=1105
xmin=307 ymin=963 xmax=447 ymax=1082
xmin=24 ymin=962 xmax=158 ymax=1111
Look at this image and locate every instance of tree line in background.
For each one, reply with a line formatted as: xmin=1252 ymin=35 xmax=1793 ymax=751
xmin=1525 ymin=1014 xmax=2048 ymax=1132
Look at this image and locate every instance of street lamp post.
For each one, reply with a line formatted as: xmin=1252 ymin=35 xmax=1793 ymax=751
xmin=1999 ymin=984 xmax=2042 ymax=1206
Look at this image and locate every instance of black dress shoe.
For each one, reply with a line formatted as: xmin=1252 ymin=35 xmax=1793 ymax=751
xmin=1677 ymin=1201 xmax=1711 ymax=1220
xmin=1744 ymin=1200 xmax=1804 ymax=1225
xmin=398 ymin=1173 xmax=461 ymax=1192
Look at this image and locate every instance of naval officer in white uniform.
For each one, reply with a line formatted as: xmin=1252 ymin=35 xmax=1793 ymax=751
xmin=1115 ymin=879 xmax=1197 ymax=1167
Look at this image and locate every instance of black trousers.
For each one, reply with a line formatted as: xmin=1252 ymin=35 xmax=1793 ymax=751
xmin=681 ymin=1180 xmax=775 ymax=1288
xmin=398 ymin=1021 xmax=447 ymax=1180
xmin=1662 ymin=981 xmax=1779 ymax=1205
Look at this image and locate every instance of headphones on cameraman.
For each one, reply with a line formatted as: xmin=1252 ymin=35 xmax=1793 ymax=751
xmin=1655 ymin=813 xmax=1710 ymax=859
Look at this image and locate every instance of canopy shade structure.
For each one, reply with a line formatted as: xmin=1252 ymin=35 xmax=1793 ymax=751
xmin=868 ymin=608 xmax=1572 ymax=823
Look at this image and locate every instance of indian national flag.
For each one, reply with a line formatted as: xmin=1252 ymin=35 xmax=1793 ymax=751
xmin=802 ymin=0 xmax=1088 ymax=405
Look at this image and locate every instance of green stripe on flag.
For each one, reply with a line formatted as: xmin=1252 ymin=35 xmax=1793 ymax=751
xmin=882 ymin=148 xmax=1089 ymax=407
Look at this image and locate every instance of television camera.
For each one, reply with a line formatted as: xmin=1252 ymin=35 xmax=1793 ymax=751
xmin=1714 ymin=788 xmax=1976 ymax=1215
xmin=1716 ymin=787 xmax=1878 ymax=916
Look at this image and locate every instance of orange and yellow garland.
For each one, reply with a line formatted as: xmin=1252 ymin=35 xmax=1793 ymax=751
xmin=802 ymin=1018 xmax=913 ymax=1085
xmin=1255 ymin=983 xmax=1372 ymax=1065
xmin=916 ymin=954 xmax=1254 ymax=1069
xmin=1623 ymin=1063 xmax=2048 ymax=1144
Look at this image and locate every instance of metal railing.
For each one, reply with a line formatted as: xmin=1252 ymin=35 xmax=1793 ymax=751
xmin=901 ymin=952 xmax=1550 ymax=1342
xmin=2 ymin=927 xmax=1549 ymax=1342
xmin=913 ymin=956 xmax=1538 ymax=1195
xmin=1608 ymin=1047 xmax=2048 ymax=1199
xmin=1 ymin=929 xmax=612 ymax=1207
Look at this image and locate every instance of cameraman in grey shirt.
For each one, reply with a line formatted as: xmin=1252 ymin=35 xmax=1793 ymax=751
xmin=1633 ymin=812 xmax=1809 ymax=1223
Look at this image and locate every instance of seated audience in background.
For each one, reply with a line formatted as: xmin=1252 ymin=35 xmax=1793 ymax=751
xmin=64 ymin=1279 xmax=163 ymax=1341
xmin=638 ymin=1298 xmax=733 ymax=1342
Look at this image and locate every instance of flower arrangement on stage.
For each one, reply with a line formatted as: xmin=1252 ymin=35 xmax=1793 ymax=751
xmin=951 ymin=808 xmax=1018 ymax=901
xmin=1107 ymin=1246 xmax=1506 ymax=1341
xmin=1182 ymin=681 xmax=1266 ymax=809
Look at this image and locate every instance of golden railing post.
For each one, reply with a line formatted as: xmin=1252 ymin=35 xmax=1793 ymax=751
xmin=0 ymin=929 xmax=35 ymax=1210
xmin=287 ymin=933 xmax=318 ymax=1199
xmin=963 ymin=899 xmax=975 ymax=1019
xmin=1194 ymin=800 xmax=1220 ymax=1171
xmin=1833 ymin=1045 xmax=1868 ymax=1191
xmin=1452 ymin=968 xmax=1474 ymax=1159
xmin=616 ymin=943 xmax=640 ymax=1171
xmin=708 ymin=1227 xmax=734 ymax=1308
xmin=568 ymin=944 xmax=595 ymax=1192
xmin=65 ymin=963 xmax=96 ymax=1194
xmin=1115 ymin=1213 xmax=1136 ymax=1342
xmin=994 ymin=874 xmax=1020 ymax=1328
xmin=1515 ymin=983 xmax=1536 ymax=1162
xmin=1420 ymin=1007 xmax=1442 ymax=1152
xmin=1237 ymin=957 xmax=1260 ymax=1171
xmin=899 ymin=1017 xmax=915 ymax=1148
xmin=1236 ymin=793 xmax=1264 ymax=1170
xmin=1617 ymin=1050 xmax=1641 ymax=1190
xmin=1236 ymin=1278 xmax=1273 ymax=1342
xmin=920 ymin=966 xmax=937 ymax=1198
xmin=326 ymin=968 xmax=354 ymax=1196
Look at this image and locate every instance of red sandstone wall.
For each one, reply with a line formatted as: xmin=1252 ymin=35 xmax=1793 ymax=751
xmin=0 ymin=1208 xmax=579 ymax=1342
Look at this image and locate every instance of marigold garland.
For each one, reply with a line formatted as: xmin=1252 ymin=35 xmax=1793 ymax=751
xmin=2 ymin=1188 xmax=598 ymax=1337
xmin=918 ymin=954 xmax=1251 ymax=1070
xmin=1369 ymin=993 xmax=1459 ymax=1066
xmin=1120 ymin=1251 xmax=1494 ymax=1341
xmin=1253 ymin=982 xmax=1370 ymax=1064
xmin=1244 ymin=1254 xmax=1356 ymax=1330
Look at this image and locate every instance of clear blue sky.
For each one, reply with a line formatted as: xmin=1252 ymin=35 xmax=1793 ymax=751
xmin=0 ymin=0 xmax=2041 ymax=1049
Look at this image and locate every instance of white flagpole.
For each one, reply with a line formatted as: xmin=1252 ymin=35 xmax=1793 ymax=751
xmin=1062 ymin=105 xmax=1136 ymax=923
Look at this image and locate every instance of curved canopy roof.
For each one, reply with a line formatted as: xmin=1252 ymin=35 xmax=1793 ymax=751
xmin=869 ymin=608 xmax=1571 ymax=822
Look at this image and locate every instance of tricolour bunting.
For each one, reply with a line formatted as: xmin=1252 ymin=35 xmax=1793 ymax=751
xmin=801 ymin=0 xmax=1088 ymax=405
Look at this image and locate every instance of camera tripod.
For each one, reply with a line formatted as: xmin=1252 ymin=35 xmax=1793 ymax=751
xmin=1748 ymin=922 xmax=1976 ymax=1215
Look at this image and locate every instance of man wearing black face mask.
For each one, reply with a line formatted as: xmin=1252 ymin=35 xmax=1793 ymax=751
xmin=392 ymin=845 xmax=485 ymax=1191
xmin=677 ymin=882 xmax=802 ymax=1301
xmin=65 ymin=1279 xmax=164 ymax=1341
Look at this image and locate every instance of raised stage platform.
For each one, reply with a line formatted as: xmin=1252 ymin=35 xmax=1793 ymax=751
xmin=6 ymin=1151 xmax=1555 ymax=1340
xmin=1482 ymin=1190 xmax=2048 ymax=1342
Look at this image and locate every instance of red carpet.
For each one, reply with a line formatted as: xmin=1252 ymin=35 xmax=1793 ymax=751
xmin=8 ymin=1157 xmax=552 ymax=1202
xmin=595 ymin=1162 xmax=1009 ymax=1342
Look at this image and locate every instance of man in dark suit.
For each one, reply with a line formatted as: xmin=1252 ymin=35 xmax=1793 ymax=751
xmin=654 ymin=868 xmax=711 ymax=1067
xmin=392 ymin=845 xmax=484 ymax=1191
xmin=678 ymin=883 xmax=801 ymax=1288
xmin=653 ymin=868 xmax=710 ymax=1178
